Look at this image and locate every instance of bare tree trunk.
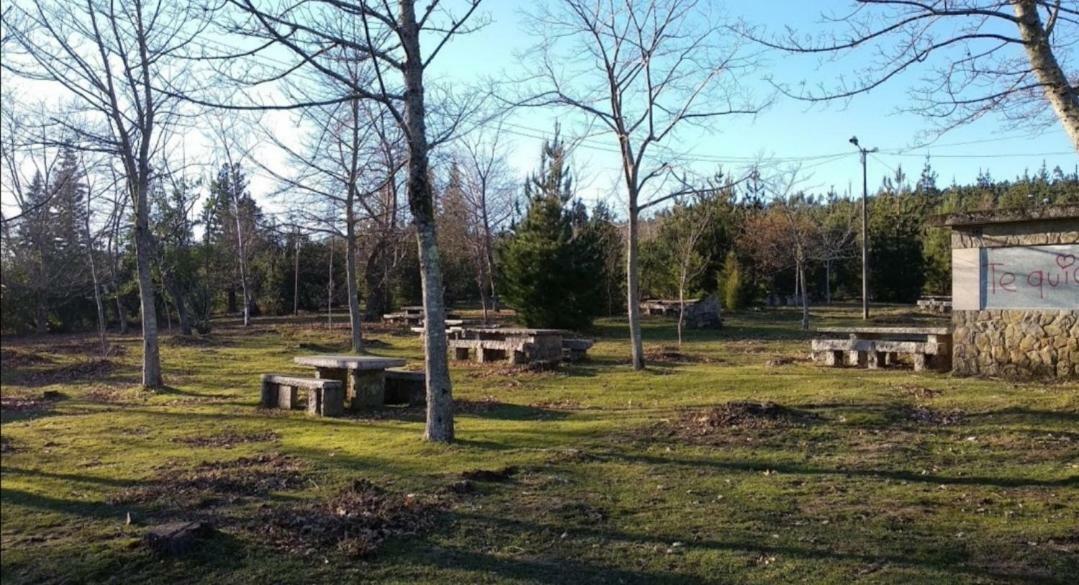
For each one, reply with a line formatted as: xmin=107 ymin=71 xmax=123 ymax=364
xmin=825 ymin=259 xmax=832 ymax=305
xmin=162 ymin=273 xmax=192 ymax=336
xmin=327 ymin=236 xmax=335 ymax=328
xmin=401 ymin=0 xmax=453 ymax=444
xmin=134 ymin=195 xmax=162 ymax=388
xmin=293 ymin=236 xmax=300 ymax=315
xmin=232 ymin=192 xmax=251 ymax=327
xmin=626 ymin=206 xmax=645 ymax=369
xmin=1012 ymin=0 xmax=1079 ymax=150
xmin=677 ymin=275 xmax=686 ymax=347
xmin=88 ymin=249 xmax=108 ymax=356
xmin=799 ymin=262 xmax=809 ymax=331
xmin=344 ymin=205 xmax=364 ymax=352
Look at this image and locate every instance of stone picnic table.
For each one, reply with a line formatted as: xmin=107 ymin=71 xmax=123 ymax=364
xmin=812 ymin=326 xmax=952 ymax=372
xmin=293 ymin=355 xmax=407 ymax=409
xmin=448 ymin=327 xmax=571 ymax=365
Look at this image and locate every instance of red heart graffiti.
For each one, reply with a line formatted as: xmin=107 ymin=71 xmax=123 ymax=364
xmin=1056 ymin=253 xmax=1077 ymax=269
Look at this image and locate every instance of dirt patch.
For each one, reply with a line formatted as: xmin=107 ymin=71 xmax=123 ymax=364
xmin=84 ymin=385 xmax=137 ymax=403
xmin=0 ymin=395 xmax=53 ymax=414
xmin=765 ymin=356 xmax=798 ymax=367
xmin=0 ymin=348 xmax=55 ymax=367
xmin=172 ymin=429 xmax=279 ymax=448
xmin=455 ymin=396 xmax=505 ymax=414
xmin=906 ymin=406 xmax=964 ymax=426
xmin=23 ymin=359 xmax=117 ymax=385
xmin=655 ymin=401 xmax=818 ymax=443
xmin=461 ymin=466 xmax=518 ymax=482
xmin=642 ymin=346 xmax=717 ymax=365
xmin=256 ymin=478 xmax=439 ymax=557
xmin=110 ymin=453 xmax=306 ymax=508
xmin=164 ymin=335 xmax=221 ymax=347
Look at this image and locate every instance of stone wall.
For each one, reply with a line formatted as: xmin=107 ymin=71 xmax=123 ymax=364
xmin=952 ymin=310 xmax=1077 ymax=379
xmin=949 ymin=212 xmax=1078 ymax=379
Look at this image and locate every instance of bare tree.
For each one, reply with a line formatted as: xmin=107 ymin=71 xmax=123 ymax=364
xmin=219 ymin=0 xmax=485 ymax=443
xmin=664 ymin=194 xmax=717 ymax=346
xmin=3 ymin=0 xmax=208 ymax=387
xmin=521 ymin=0 xmax=760 ymax=369
xmin=257 ymin=57 xmax=403 ymax=352
xmin=815 ymin=190 xmax=858 ymax=305
xmin=457 ymin=118 xmax=516 ymax=323
xmin=744 ymin=0 xmax=1079 ymax=149
xmin=741 ymin=173 xmax=822 ymax=331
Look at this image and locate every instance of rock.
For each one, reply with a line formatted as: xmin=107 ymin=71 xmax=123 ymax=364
xmin=143 ymin=521 xmax=215 ymax=556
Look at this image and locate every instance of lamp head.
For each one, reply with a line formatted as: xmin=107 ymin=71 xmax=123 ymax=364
xmin=849 ymin=136 xmax=859 ymax=147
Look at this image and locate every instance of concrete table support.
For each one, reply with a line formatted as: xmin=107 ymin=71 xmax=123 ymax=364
xmin=294 ymin=355 xmax=407 ymax=411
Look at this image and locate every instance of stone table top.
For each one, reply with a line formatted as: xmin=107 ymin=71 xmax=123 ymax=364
xmin=293 ymin=355 xmax=407 ymax=370
xmin=816 ymin=326 xmax=951 ymax=336
xmin=463 ymin=328 xmax=571 ymax=336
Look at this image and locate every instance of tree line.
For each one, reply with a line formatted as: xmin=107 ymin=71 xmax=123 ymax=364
xmin=2 ymin=0 xmax=1075 ymax=445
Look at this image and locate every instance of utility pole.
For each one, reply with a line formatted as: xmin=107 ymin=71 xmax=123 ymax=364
xmin=849 ymin=136 xmax=877 ymax=320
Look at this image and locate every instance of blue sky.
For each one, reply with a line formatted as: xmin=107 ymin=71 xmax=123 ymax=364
xmin=431 ymin=1 xmax=1077 ymax=206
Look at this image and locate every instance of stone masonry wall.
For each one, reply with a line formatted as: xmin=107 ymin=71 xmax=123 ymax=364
xmin=950 ymin=216 xmax=1078 ymax=379
xmin=952 ymin=310 xmax=1077 ymax=378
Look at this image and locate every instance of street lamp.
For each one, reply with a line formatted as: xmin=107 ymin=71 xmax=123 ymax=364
xmin=850 ymin=136 xmax=877 ymax=320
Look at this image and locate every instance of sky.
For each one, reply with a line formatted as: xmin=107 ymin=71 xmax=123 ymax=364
xmin=2 ymin=0 xmax=1076 ymax=223
xmin=427 ymin=1 xmax=1077 ymax=208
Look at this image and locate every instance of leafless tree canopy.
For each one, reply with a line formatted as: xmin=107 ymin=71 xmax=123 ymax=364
xmin=743 ymin=1 xmax=1079 ymax=147
xmin=519 ymin=0 xmax=762 ymax=370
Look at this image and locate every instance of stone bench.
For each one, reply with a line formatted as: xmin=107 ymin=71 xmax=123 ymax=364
xmin=384 ymin=368 xmax=426 ymax=406
xmin=448 ymin=338 xmax=533 ymax=363
xmin=260 ymin=374 xmax=344 ymax=416
xmin=562 ymin=338 xmax=594 ymax=362
xmin=811 ymin=338 xmax=950 ymax=372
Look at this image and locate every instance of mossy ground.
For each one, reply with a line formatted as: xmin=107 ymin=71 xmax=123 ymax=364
xmin=1 ymin=305 xmax=1076 ymax=584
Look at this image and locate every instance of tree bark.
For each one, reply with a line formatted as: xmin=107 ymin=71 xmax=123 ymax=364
xmin=825 ymin=259 xmax=832 ymax=305
xmin=401 ymin=0 xmax=453 ymax=443
xmin=293 ymin=236 xmax=300 ymax=315
xmin=134 ymin=189 xmax=162 ymax=388
xmin=162 ymin=272 xmax=192 ymax=336
xmin=626 ymin=206 xmax=645 ymax=369
xmin=89 ymin=248 xmax=109 ymax=355
xmin=799 ymin=262 xmax=809 ymax=331
xmin=345 ymin=203 xmax=364 ymax=352
xmin=1012 ymin=0 xmax=1079 ymax=151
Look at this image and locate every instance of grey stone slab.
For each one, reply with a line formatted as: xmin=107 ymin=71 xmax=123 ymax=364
xmin=293 ymin=355 xmax=406 ymax=370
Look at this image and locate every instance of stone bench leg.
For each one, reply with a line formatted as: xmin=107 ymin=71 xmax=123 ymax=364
xmin=278 ymin=385 xmax=298 ymax=409
xmin=306 ymin=386 xmax=344 ymax=416
xmin=261 ymin=379 xmax=278 ymax=408
xmin=912 ymin=353 xmax=927 ymax=372
xmin=815 ymin=350 xmax=844 ymax=366
xmin=867 ymin=351 xmax=887 ymax=369
xmin=478 ymin=347 xmax=504 ymax=363
xmin=848 ymin=350 xmax=868 ymax=367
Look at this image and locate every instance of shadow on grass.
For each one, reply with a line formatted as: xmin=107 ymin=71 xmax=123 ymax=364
xmin=602 ymin=450 xmax=1078 ymax=489
xmin=445 ymin=510 xmax=1071 ymax=585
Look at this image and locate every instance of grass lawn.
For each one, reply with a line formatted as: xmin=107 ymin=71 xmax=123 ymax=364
xmin=1 ymin=305 xmax=1076 ymax=584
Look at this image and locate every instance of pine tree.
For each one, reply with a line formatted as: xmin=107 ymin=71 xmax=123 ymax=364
xmin=498 ymin=130 xmax=604 ymax=330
